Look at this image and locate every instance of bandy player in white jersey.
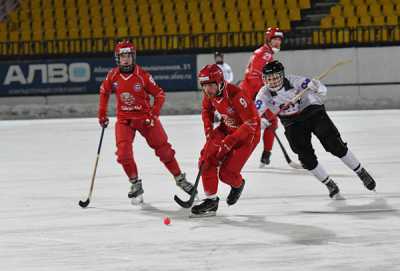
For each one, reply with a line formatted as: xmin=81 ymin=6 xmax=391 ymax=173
xmin=255 ymin=60 xmax=376 ymax=199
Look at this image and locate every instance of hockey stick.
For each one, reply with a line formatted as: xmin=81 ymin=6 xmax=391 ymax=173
xmin=79 ymin=126 xmax=106 ymax=208
xmin=174 ymin=164 xmax=203 ymax=208
xmin=273 ymin=130 xmax=303 ymax=169
xmin=290 ymin=59 xmax=352 ymax=104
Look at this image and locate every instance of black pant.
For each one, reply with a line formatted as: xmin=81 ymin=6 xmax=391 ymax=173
xmin=284 ymin=109 xmax=348 ymax=170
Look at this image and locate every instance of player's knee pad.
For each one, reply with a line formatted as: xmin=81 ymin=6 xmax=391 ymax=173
xmin=116 ymin=142 xmax=133 ymax=165
xmin=219 ymin=169 xmax=241 ymax=186
xmin=155 ymin=143 xmax=175 ymax=163
xmin=321 ymin=135 xmax=348 ymax=158
xmin=298 ymin=152 xmax=318 ymax=170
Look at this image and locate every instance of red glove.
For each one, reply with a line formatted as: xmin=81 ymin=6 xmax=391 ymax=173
xmin=215 ymin=135 xmax=237 ymax=162
xmin=98 ymin=110 xmax=109 ymax=128
xmin=144 ymin=111 xmax=157 ymax=127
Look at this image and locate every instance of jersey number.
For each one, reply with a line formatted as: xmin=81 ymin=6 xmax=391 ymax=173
xmin=239 ymin=97 xmax=248 ymax=108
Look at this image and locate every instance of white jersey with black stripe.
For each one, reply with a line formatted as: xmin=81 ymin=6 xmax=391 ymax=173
xmin=255 ymin=74 xmax=327 ymax=117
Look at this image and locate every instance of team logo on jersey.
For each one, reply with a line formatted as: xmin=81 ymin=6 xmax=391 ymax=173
xmin=112 ymin=82 xmax=118 ymax=90
xmin=120 ymin=92 xmax=135 ymax=106
xmin=226 ymin=107 xmax=234 ymax=114
xmin=134 ymin=83 xmax=142 ymax=92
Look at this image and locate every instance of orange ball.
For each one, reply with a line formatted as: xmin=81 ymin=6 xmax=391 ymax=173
xmin=163 ymin=216 xmax=171 ymax=225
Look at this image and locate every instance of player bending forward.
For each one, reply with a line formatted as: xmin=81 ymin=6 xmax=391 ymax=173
xmin=255 ymin=60 xmax=376 ymax=199
xmin=97 ymin=40 xmax=195 ymax=204
xmin=191 ymin=64 xmax=260 ymax=217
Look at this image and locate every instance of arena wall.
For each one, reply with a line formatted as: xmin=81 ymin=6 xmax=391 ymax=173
xmin=0 ymin=46 xmax=399 ymax=119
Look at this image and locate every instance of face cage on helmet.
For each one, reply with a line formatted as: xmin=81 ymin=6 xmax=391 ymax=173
xmin=263 ymin=71 xmax=284 ymax=92
xmin=115 ymin=52 xmax=136 ymax=73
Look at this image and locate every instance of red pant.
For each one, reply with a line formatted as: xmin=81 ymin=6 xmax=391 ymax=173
xmin=200 ymin=127 xmax=260 ymax=196
xmin=115 ymin=117 xmax=181 ymax=179
xmin=262 ymin=109 xmax=278 ymax=152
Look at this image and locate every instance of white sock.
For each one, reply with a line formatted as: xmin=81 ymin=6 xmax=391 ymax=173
xmin=206 ymin=194 xmax=217 ymax=199
xmin=340 ymin=150 xmax=362 ymax=173
xmin=310 ymin=163 xmax=330 ymax=183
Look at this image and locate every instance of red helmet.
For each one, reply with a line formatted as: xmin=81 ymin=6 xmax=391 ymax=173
xmin=198 ymin=64 xmax=224 ymax=85
xmin=265 ymin=27 xmax=284 ymax=43
xmin=114 ymin=40 xmax=136 ymax=73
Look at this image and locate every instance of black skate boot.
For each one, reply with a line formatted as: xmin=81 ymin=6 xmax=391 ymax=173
xmin=190 ymin=197 xmax=219 ymax=217
xmin=227 ymin=179 xmax=245 ymax=206
xmin=128 ymin=178 xmax=144 ymax=204
xmin=259 ymin=151 xmax=271 ymax=168
xmin=175 ymin=173 xmax=197 ymax=196
xmin=324 ymin=179 xmax=345 ymax=200
xmin=357 ymin=168 xmax=376 ymax=191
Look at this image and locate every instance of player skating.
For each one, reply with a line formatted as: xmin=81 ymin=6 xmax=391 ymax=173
xmin=255 ymin=60 xmax=376 ymax=199
xmin=97 ymin=40 xmax=195 ymax=204
xmin=190 ymin=64 xmax=260 ymax=217
xmin=240 ymin=27 xmax=284 ymax=167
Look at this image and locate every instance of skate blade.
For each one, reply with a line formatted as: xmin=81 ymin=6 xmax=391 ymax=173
xmin=331 ymin=193 xmax=346 ymax=200
xmin=189 ymin=211 xmax=216 ymax=218
xmin=131 ymin=195 xmax=144 ymax=205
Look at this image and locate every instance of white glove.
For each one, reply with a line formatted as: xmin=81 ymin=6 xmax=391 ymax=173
xmin=261 ymin=118 xmax=271 ymax=130
xmin=307 ymin=79 xmax=320 ymax=93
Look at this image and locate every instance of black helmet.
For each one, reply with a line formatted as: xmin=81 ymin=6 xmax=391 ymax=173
xmin=263 ymin=60 xmax=284 ymax=75
xmin=262 ymin=60 xmax=285 ymax=91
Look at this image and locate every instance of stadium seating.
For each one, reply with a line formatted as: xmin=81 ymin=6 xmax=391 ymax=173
xmin=0 ymin=0 xmax=312 ymax=53
xmin=316 ymin=0 xmax=400 ymax=45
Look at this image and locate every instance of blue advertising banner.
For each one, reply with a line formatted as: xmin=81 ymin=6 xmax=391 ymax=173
xmin=0 ymin=55 xmax=197 ymax=96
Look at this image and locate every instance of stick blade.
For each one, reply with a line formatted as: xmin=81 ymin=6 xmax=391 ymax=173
xmin=78 ymin=198 xmax=90 ymax=208
xmin=174 ymin=195 xmax=194 ymax=208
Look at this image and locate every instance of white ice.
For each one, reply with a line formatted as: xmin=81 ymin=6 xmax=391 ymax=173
xmin=1 ymin=110 xmax=400 ymax=271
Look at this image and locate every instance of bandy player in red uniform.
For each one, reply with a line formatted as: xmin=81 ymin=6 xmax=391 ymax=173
xmin=240 ymin=27 xmax=284 ymax=167
xmin=97 ymin=40 xmax=195 ymax=204
xmin=191 ymin=64 xmax=260 ymax=217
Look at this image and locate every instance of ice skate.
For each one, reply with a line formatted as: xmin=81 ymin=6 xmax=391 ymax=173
xmin=175 ymin=173 xmax=197 ymax=196
xmin=128 ymin=178 xmax=144 ymax=205
xmin=325 ymin=179 xmax=345 ymax=200
xmin=190 ymin=197 xmax=219 ymax=218
xmin=357 ymin=168 xmax=376 ymax=191
xmin=227 ymin=179 xmax=245 ymax=206
xmin=259 ymin=151 xmax=271 ymax=168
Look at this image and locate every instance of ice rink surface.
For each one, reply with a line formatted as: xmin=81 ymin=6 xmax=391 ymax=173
xmin=1 ymin=110 xmax=400 ymax=271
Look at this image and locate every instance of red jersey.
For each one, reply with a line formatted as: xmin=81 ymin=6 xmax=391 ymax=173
xmin=241 ymin=44 xmax=274 ymax=99
xmin=202 ymin=83 xmax=260 ymax=144
xmin=98 ymin=65 xmax=165 ymax=120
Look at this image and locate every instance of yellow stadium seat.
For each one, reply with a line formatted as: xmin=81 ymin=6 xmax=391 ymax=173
xmin=346 ymin=16 xmax=359 ymax=27
xmin=340 ymin=0 xmax=351 ymax=6
xmin=386 ymin=15 xmax=398 ymax=25
xmin=353 ymin=0 xmax=365 ymax=6
xmin=331 ymin=5 xmax=342 ymax=17
xmin=356 ymin=5 xmax=368 ymax=16
xmin=287 ymin=0 xmax=298 ymax=9
xmin=279 ymin=18 xmax=291 ymax=30
xmin=373 ymin=15 xmax=385 ymax=25
xmin=343 ymin=5 xmax=355 ymax=17
xmin=360 ymin=15 xmax=372 ymax=26
xmin=299 ymin=0 xmax=311 ymax=9
xmin=320 ymin=16 xmax=333 ymax=28
xmin=382 ymin=3 xmax=394 ymax=15
xmin=289 ymin=8 xmax=301 ymax=20
xmin=333 ymin=16 xmax=346 ymax=27
xmin=365 ymin=0 xmax=377 ymax=4
xmin=261 ymin=0 xmax=274 ymax=10
xmin=69 ymin=29 xmax=79 ymax=39
xmin=117 ymin=27 xmax=128 ymax=37
xmin=369 ymin=4 xmax=382 ymax=17
xmin=395 ymin=4 xmax=400 ymax=15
